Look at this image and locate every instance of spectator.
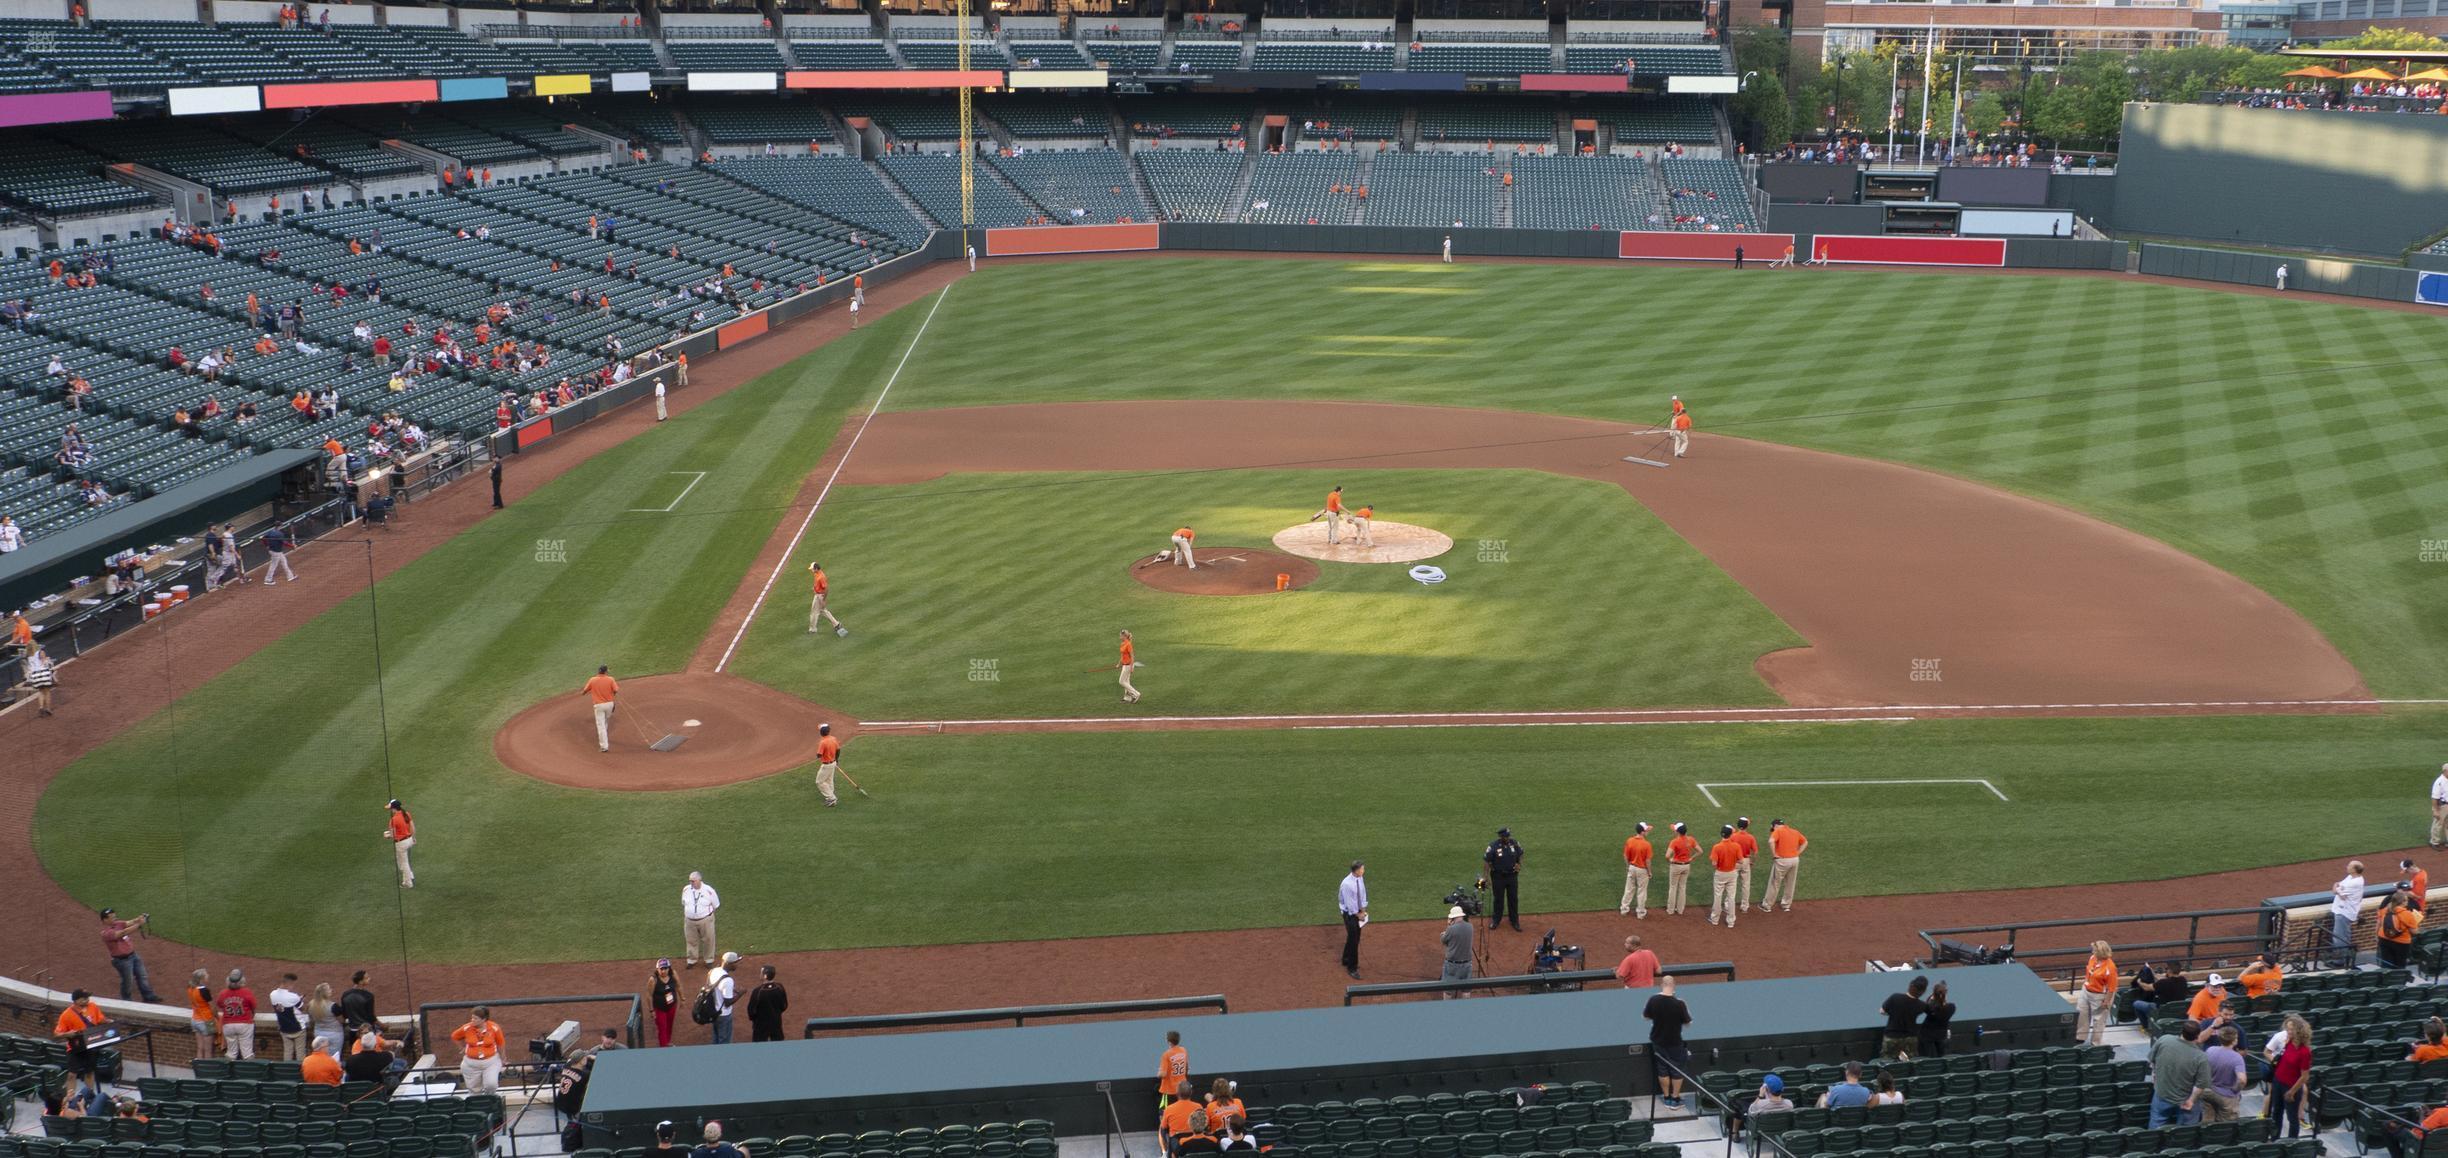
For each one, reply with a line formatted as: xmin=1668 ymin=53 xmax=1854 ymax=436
xmin=53 ymin=988 xmax=110 ymax=1114
xmin=2236 ymin=955 xmax=2283 ymax=999
xmin=1615 ymin=935 xmax=1660 ymax=988
xmin=2380 ymin=890 xmax=2425 ymax=968
xmin=1176 ymin=1111 xmax=1220 ymax=1155
xmin=708 ymin=953 xmax=741 ymax=1044
xmin=216 ymin=970 xmax=259 ymax=1059
xmin=2201 ymin=1025 xmax=2245 ymax=1122
xmin=1878 ymin=976 xmax=1927 ymax=1060
xmin=1159 ymin=1081 xmax=1200 ymax=1156
xmin=1438 ymin=905 xmax=1473 ymax=998
xmin=1916 ymin=981 xmax=1956 ymax=1058
xmin=338 ymin=971 xmax=377 ymax=1043
xmin=98 ymin=909 xmax=161 ymax=1002
xmin=650 ymin=959 xmax=680 ymax=1046
xmin=2147 ymin=1017 xmax=2210 ymax=1127
xmin=682 ymin=872 xmax=721 ymax=966
xmin=2334 ymin=860 xmax=2369 ymax=967
xmin=1216 ymin=1116 xmax=1257 ymax=1151
xmin=2186 ymin=973 xmax=2231 ymax=1033
xmin=2130 ymin=963 xmax=2189 ymax=1032
xmin=1643 ymin=975 xmax=1693 ymax=1110
xmin=2407 ymin=858 xmax=2431 ymax=911
xmin=1818 ymin=1061 xmax=1871 ymax=1109
xmin=2265 ymin=1015 xmax=2313 ymax=1137
xmin=342 ymin=1030 xmax=403 ymax=1085
xmin=308 ymin=983 xmax=344 ymax=1054
xmin=184 ymin=970 xmax=216 ymax=1057
xmin=692 ymin=1122 xmax=748 ymax=1158
xmin=300 ymin=1037 xmax=343 ymax=1085
xmin=746 ymin=965 xmax=789 ymax=1042
xmin=2412 ymin=1017 xmax=2448 ymax=1063
xmin=1204 ymin=1078 xmax=1244 ymax=1131
xmin=2076 ymin=941 xmax=2118 ymax=1045
xmin=1870 ymin=1072 xmax=1904 ymax=1107
xmin=2383 ymin=1101 xmax=2448 ymax=1158
xmin=0 ymin=515 xmax=20 ymax=553
xmin=452 ymin=1006 xmax=506 ymax=1093
xmin=269 ymin=975 xmax=307 ymax=1059
xmin=649 ymin=1122 xmax=682 ymax=1157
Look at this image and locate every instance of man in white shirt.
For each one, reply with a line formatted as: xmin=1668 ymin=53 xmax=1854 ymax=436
xmin=655 ymin=379 xmax=667 ymax=422
xmin=1338 ymin=861 xmax=1368 ymax=980
xmin=0 ymin=515 xmax=21 ymax=553
xmin=967 ymin=244 xmax=977 ymax=272
xmin=709 ymin=952 xmax=741 ymax=1044
xmin=2332 ymin=860 xmax=2366 ymax=968
xmin=268 ymin=976 xmax=307 ymax=1059
xmin=2429 ymin=764 xmax=2448 ymax=848
xmin=682 ymin=872 xmax=720 ymax=967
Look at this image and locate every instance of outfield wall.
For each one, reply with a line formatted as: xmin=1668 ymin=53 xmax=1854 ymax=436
xmin=2139 ymin=243 xmax=2441 ymax=308
xmin=2115 ymin=103 xmax=2448 ymax=257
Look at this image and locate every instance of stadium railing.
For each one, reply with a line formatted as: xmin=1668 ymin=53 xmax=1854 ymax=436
xmin=800 ymin=994 xmax=1227 ymax=1037
xmin=1344 ymin=961 xmax=1735 ymax=1004
xmin=1916 ymin=905 xmax=2290 ymax=983
xmin=416 ymin=993 xmax=645 ymax=1062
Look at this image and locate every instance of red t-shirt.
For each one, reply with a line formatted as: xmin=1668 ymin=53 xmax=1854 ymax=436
xmin=1614 ymin=950 xmax=1660 ymax=988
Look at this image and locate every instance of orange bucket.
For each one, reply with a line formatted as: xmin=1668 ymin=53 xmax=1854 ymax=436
xmin=142 ymin=602 xmax=162 ymax=620
xmin=1276 ymin=573 xmax=1291 ymax=591
xmin=169 ymin=585 xmax=190 ymax=604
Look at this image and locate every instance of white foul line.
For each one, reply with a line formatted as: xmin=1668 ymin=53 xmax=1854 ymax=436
xmin=713 ymin=285 xmax=953 ymax=674
xmin=861 ymin=697 xmax=2444 ymax=730
xmin=1695 ymin=778 xmax=2010 ymax=808
xmin=629 ymin=471 xmax=708 ymax=513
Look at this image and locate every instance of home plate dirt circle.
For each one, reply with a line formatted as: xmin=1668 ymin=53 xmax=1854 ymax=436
xmin=1272 ymin=519 xmax=1454 ymax=564
xmin=1131 ymin=548 xmax=1319 ymax=595
xmin=493 ymin=672 xmax=850 ymax=791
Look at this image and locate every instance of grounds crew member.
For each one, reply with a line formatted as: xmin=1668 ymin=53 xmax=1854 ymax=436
xmin=1483 ymin=828 xmax=1523 ymax=932
xmin=1707 ymin=825 xmax=1743 ymax=927
xmin=1118 ymin=629 xmax=1143 ymax=704
xmin=1350 ymin=504 xmax=1373 ymax=547
xmin=1315 ymin=485 xmax=1347 ymax=544
xmin=385 ymin=800 xmax=415 ymax=888
xmin=1731 ymin=817 xmax=1760 ymax=913
xmin=1670 ymin=404 xmax=1693 ymax=458
xmin=1665 ymin=823 xmax=1698 ymax=915
xmin=1619 ymin=822 xmax=1653 ymax=918
xmin=585 ymin=665 xmax=618 ymax=752
xmin=808 ymin=562 xmax=845 ymax=636
xmin=1170 ymin=526 xmax=1196 ymax=569
xmin=1764 ymin=819 xmax=1808 ymax=912
xmin=815 ymin=724 xmax=842 ymax=808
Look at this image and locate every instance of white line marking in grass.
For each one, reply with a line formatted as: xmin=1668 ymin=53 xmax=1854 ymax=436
xmin=1694 ymin=778 xmax=2009 ymax=808
xmin=1287 ymin=717 xmax=1918 ymax=732
xmin=629 ymin=471 xmax=708 ymax=513
xmin=860 ymin=697 xmax=2443 ymax=730
xmin=713 ymin=285 xmax=952 ymax=674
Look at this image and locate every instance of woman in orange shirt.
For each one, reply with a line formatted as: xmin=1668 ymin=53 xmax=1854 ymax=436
xmin=2076 ymin=941 xmax=2117 ymax=1046
xmin=2408 ymin=1017 xmax=2448 ymax=1064
xmin=2379 ymin=890 xmax=2424 ymax=968
xmin=184 ymin=970 xmax=218 ymax=1055
xmin=1118 ymin=630 xmax=1141 ymax=704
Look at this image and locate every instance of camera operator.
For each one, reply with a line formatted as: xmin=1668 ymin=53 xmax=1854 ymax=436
xmin=1439 ymin=906 xmax=1474 ymax=998
xmin=1483 ymin=828 xmax=1524 ymax=932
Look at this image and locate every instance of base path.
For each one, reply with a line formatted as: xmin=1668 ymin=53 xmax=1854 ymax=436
xmin=846 ymin=400 xmax=2367 ymax=709
xmin=494 ymin=673 xmax=851 ymax=791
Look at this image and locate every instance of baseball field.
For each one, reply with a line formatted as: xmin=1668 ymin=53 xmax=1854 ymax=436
xmin=21 ymin=256 xmax=2448 ymax=976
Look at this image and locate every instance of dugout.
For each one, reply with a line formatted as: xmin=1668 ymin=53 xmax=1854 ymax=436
xmin=578 ymin=965 xmax=2068 ymax=1144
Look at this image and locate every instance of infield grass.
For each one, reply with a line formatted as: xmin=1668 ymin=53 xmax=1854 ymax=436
xmin=30 ymin=260 xmax=2448 ymax=964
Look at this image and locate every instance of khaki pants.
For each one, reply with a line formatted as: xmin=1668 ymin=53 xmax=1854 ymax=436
xmin=1119 ymin=662 xmax=1140 ymax=702
xmin=1709 ymin=869 xmax=1739 ymax=926
xmin=1620 ymin=864 xmax=1650 ymax=917
xmin=2433 ymin=800 xmax=2448 ymax=846
xmin=460 ymin=1054 xmax=502 ymax=1094
xmin=655 ymin=393 xmax=667 ymax=421
xmin=1351 ymin=516 xmax=1372 ymax=546
xmin=280 ymin=1030 xmax=306 ymax=1060
xmin=809 ymin=593 xmax=839 ymax=632
xmin=593 ymin=701 xmax=615 ymax=751
xmin=1766 ymin=856 xmax=1801 ymax=909
xmin=224 ymin=1023 xmax=256 ymax=1059
xmin=393 ymin=836 xmax=415 ymax=887
xmin=1671 ymin=429 xmax=1689 ymax=457
xmin=1736 ymin=857 xmax=1754 ymax=911
xmin=2075 ymin=989 xmax=2112 ymax=1045
xmin=816 ymin=761 xmax=839 ymax=805
xmin=684 ymin=914 xmax=717 ymax=963
xmin=2198 ymin=1090 xmax=2239 ymax=1122
xmin=1171 ymin=534 xmax=1195 ymax=568
xmin=1666 ymin=863 xmax=1691 ymax=914
xmin=1324 ymin=510 xmax=1343 ymax=543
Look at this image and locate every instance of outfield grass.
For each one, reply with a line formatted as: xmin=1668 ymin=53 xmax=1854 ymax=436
xmin=30 ymin=261 xmax=2448 ymax=963
xmin=727 ymin=468 xmax=1798 ymax=716
xmin=889 ymin=260 xmax=2448 ymax=697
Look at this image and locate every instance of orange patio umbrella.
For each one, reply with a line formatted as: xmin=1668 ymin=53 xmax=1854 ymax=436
xmin=2338 ymin=67 xmax=2400 ymax=80
xmin=2283 ymin=65 xmax=2342 ymax=78
xmin=2401 ymin=66 xmax=2448 ymax=81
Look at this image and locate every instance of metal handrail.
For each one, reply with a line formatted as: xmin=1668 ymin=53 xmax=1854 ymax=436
xmin=1647 ymin=1047 xmax=1797 ymax=1158
xmin=416 ymin=993 xmax=644 ymax=1059
xmin=802 ymin=994 xmax=1226 ymax=1036
xmin=1345 ymin=961 xmax=1735 ymax=1004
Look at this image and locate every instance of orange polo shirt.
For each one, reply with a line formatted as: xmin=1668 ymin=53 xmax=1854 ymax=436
xmin=2186 ymin=988 xmax=2225 ymax=1023
xmin=300 ymin=1052 xmax=344 ymax=1085
xmin=1731 ymin=830 xmax=1758 ymax=860
xmin=55 ymin=1003 xmax=106 ymax=1037
xmin=1175 ymin=527 xmax=1193 ymax=541
xmin=1709 ymin=839 xmax=1743 ymax=872
xmin=2414 ymin=868 xmax=2431 ymax=908
xmin=1326 ymin=491 xmax=1343 ymax=513
xmin=2385 ymin=906 xmax=2425 ymax=945
xmin=387 ymin=812 xmax=413 ymax=842
xmin=1623 ymin=835 xmax=1652 ymax=869
xmin=2084 ymin=958 xmax=2118 ymax=995
xmin=811 ymin=568 xmax=828 ymax=595
xmin=1667 ymin=835 xmax=1698 ymax=864
xmin=452 ymin=1020 xmax=505 ymax=1060
xmin=1673 ymin=412 xmax=1693 ymax=432
xmin=818 ymin=735 xmax=841 ymax=764
xmin=10 ymin=615 xmax=29 ymax=647
xmin=585 ymin=674 xmax=618 ymax=704
xmin=1120 ymin=639 xmax=1134 ymax=667
xmin=1355 ymin=506 xmax=1371 ymax=519
xmin=1771 ymin=827 xmax=1807 ymax=857
xmin=2237 ymin=964 xmax=2280 ymax=998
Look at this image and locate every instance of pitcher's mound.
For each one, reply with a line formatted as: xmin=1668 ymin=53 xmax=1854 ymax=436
xmin=1273 ymin=519 xmax=1454 ymax=564
xmin=1132 ymin=547 xmax=1318 ymax=596
xmin=494 ymin=672 xmax=850 ymax=791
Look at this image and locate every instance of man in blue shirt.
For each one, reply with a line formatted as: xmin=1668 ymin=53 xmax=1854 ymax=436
xmin=261 ymin=525 xmax=296 ymax=585
xmin=1337 ymin=862 xmax=1368 ymax=980
xmin=1818 ymin=1062 xmax=1872 ymax=1109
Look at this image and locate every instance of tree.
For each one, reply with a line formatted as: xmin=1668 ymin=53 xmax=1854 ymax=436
xmin=2320 ymin=25 xmax=2448 ymax=52
xmin=1733 ymin=70 xmax=1793 ymax=151
xmin=1964 ymin=91 xmax=2008 ymax=139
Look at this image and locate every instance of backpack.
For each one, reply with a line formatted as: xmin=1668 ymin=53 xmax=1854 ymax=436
xmin=690 ymin=985 xmax=717 ymax=1026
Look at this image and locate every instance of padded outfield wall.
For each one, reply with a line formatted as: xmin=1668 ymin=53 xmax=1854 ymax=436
xmin=2114 ymin=102 xmax=2448 ymax=257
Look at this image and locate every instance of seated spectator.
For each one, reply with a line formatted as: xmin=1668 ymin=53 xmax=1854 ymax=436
xmin=1870 ymin=1072 xmax=1904 ymax=1106
xmin=1818 ymin=1061 xmax=1871 ymax=1109
xmin=2187 ymin=974 xmax=2231 ymax=1031
xmin=2237 ymin=955 xmax=2283 ymax=999
xmin=1215 ymin=1116 xmax=1256 ymax=1151
xmin=1176 ymin=1111 xmax=1220 ymax=1155
xmin=2130 ymin=963 xmax=2189 ymax=1030
xmin=342 ymin=1030 xmax=404 ymax=1084
xmin=2412 ymin=1017 xmax=2448 ymax=1064
xmin=300 ymin=1037 xmax=343 ymax=1085
xmin=2383 ymin=1100 xmax=2448 ymax=1158
xmin=1731 ymin=1074 xmax=1791 ymax=1141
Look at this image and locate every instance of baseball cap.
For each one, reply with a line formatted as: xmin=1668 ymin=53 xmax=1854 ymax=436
xmin=1497 ymin=827 xmax=1510 ymax=837
xmin=2207 ymin=974 xmax=2227 ymax=987
xmin=655 ymin=958 xmax=672 ymax=969
xmin=655 ymin=1122 xmax=676 ymax=1142
xmin=721 ymin=951 xmax=741 ymax=966
xmin=1762 ymin=1075 xmax=1784 ymax=1094
xmin=1448 ymin=905 xmax=1465 ymax=920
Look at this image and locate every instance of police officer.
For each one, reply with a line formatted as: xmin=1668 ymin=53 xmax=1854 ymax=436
xmin=1483 ymin=827 xmax=1524 ymax=932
